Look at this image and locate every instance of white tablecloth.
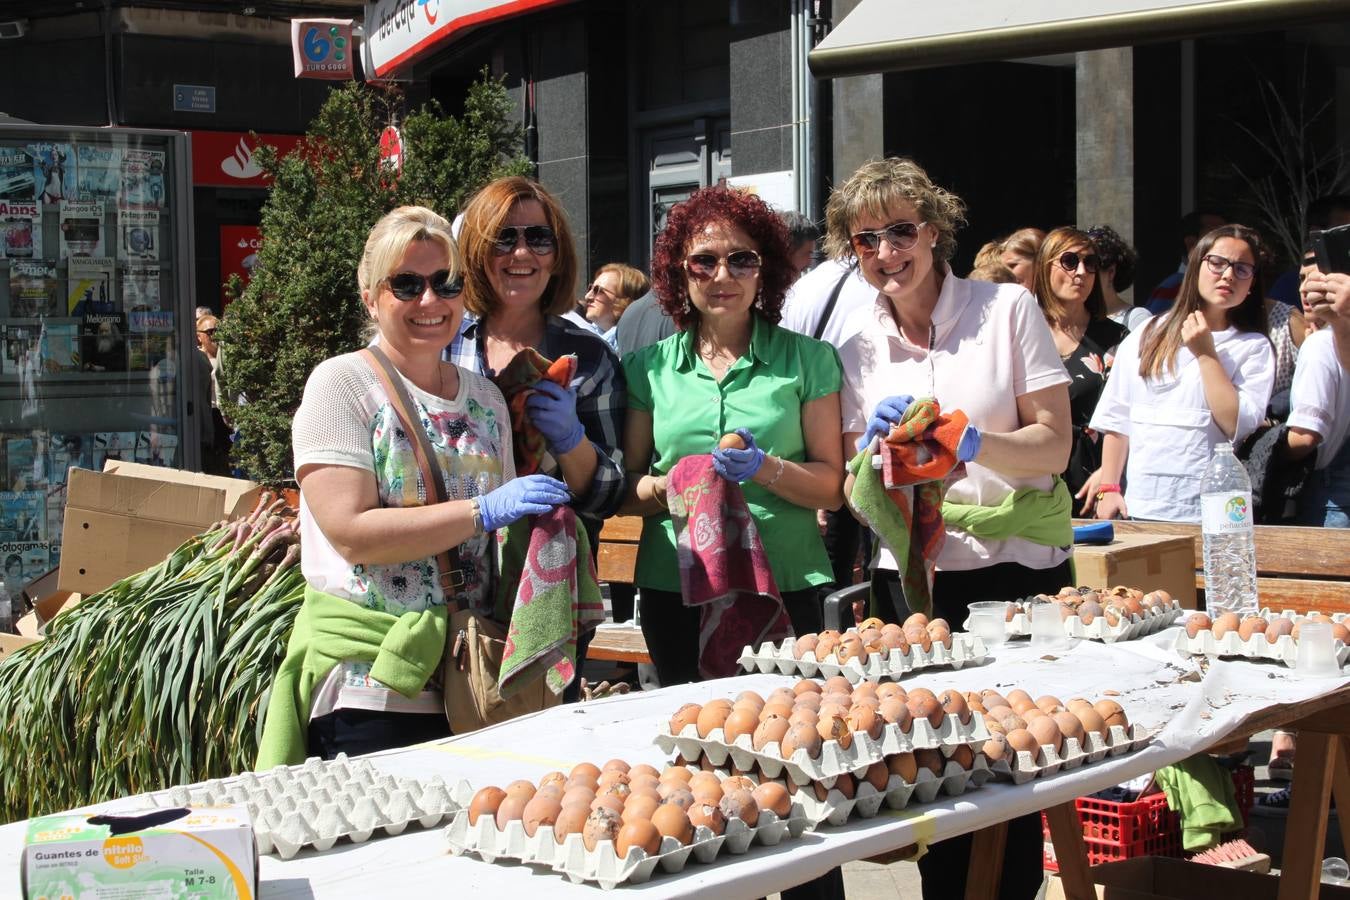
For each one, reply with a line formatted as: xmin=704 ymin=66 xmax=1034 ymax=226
xmin=3 ymin=630 xmax=1346 ymax=898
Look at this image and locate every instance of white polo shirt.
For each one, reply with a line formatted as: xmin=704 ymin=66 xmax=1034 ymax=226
xmin=838 ymin=271 xmax=1071 ymax=572
xmin=781 ymin=258 xmax=879 ymax=348
xmin=1287 ymin=329 xmax=1350 ymax=470
xmin=1089 ymin=317 xmax=1275 ymax=522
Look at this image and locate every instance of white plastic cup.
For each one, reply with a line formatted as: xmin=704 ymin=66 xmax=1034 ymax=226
xmin=967 ymin=600 xmax=1010 ymax=646
xmin=1296 ymin=621 xmax=1341 ymax=676
xmin=1030 ymin=601 xmax=1066 ymax=650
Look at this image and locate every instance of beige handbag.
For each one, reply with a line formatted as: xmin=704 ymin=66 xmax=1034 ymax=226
xmin=360 ymin=347 xmax=559 ymax=736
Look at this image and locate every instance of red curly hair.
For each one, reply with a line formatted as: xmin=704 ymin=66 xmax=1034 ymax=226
xmin=651 ymin=185 xmax=793 ymax=330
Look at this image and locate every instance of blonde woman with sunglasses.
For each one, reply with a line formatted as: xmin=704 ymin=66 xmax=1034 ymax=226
xmin=1090 ymin=224 xmax=1274 ymax=522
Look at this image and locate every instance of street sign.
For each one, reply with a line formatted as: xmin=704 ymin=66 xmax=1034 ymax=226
xmin=173 ymin=84 xmax=216 ymax=114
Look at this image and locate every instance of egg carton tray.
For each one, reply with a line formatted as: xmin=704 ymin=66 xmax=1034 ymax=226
xmin=964 ymin=598 xmax=1182 ymax=643
xmin=782 ymin=754 xmax=994 ymax=827
xmin=443 ymin=801 xmax=810 ymax=890
xmin=738 ymin=632 xmax=989 ymax=683
xmin=1173 ymin=625 xmax=1348 ymax=670
xmin=988 ymin=723 xmax=1152 ymax=785
xmin=654 ymin=714 xmax=991 ymax=788
xmin=147 ymin=755 xmax=472 ymax=859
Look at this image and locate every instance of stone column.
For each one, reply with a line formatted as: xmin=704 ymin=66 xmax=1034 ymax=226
xmin=830 ymin=0 xmax=884 ymax=187
xmin=1075 ymin=48 xmax=1134 ymax=246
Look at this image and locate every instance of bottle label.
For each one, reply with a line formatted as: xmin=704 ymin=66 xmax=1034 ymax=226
xmin=1202 ymin=491 xmax=1254 ymax=535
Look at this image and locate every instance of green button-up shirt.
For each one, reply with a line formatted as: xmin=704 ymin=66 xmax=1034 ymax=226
xmin=622 ymin=316 xmax=843 ymax=592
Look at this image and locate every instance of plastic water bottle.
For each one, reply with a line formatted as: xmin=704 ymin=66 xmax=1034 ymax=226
xmin=1200 ymin=442 xmax=1259 ymax=617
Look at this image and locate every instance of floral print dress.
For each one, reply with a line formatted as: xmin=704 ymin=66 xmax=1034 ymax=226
xmin=1063 ymin=318 xmax=1129 ymax=498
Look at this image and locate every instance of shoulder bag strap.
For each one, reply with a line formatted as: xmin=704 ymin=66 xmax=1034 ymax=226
xmin=812 ymin=261 xmax=859 ymax=342
xmin=359 ymin=346 xmax=469 ymax=605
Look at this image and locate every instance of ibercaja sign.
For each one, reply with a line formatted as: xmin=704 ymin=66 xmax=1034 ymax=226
xmin=291 ymin=18 xmax=356 ymax=79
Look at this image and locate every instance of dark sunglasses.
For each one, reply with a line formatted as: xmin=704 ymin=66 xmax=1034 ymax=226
xmin=493 ymin=225 xmax=557 ymax=255
xmin=384 ymin=270 xmax=463 ymax=301
xmin=849 ymin=220 xmax=925 ymax=256
xmin=1057 ymin=251 xmax=1101 ymax=274
xmin=586 ymin=282 xmax=617 ymax=300
xmin=1203 ymin=254 xmax=1255 ymax=281
xmin=197 ymin=328 xmax=218 ymax=337
xmin=684 ymin=250 xmax=763 ymax=281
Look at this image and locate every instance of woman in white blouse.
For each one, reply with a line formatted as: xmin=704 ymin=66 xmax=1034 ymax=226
xmin=1089 ymin=225 xmax=1275 ymax=522
xmin=1289 ymin=269 xmax=1350 ymax=527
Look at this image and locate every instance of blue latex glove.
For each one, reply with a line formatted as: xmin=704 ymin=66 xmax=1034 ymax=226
xmin=956 ymin=423 xmax=982 ymax=463
xmin=711 ymin=427 xmax=766 ymax=483
xmin=856 ymin=394 xmax=915 ymax=451
xmin=524 ymin=380 xmax=586 ymax=455
xmin=478 ymin=474 xmax=571 ymax=532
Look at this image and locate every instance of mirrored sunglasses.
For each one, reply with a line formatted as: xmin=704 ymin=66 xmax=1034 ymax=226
xmin=385 ymin=269 xmax=463 ymax=301
xmin=493 ymin=225 xmax=557 ymax=255
xmin=1057 ymin=251 xmax=1101 ymax=274
xmin=849 ymin=221 xmax=925 ymax=256
xmin=684 ymin=250 xmax=763 ymax=280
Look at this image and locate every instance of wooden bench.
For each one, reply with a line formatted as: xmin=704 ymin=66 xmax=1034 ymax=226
xmin=588 ymin=515 xmax=652 ymax=664
xmin=1094 ymin=520 xmax=1350 ymax=615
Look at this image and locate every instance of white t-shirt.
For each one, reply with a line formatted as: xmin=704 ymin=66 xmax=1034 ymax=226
xmin=838 ymin=272 xmax=1072 ymax=572
xmin=1089 ymin=317 xmax=1275 ymax=522
xmin=1108 ymin=306 xmax=1153 ymax=332
xmin=781 ymin=258 xmax=878 ymax=348
xmin=1287 ymin=329 xmax=1350 ymax=470
xmin=292 ymin=352 xmax=515 ymax=717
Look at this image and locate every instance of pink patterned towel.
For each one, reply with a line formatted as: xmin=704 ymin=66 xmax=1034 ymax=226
xmin=667 ymin=454 xmax=790 ymax=679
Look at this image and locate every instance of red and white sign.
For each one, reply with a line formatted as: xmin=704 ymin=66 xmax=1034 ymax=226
xmin=379 ymin=126 xmax=403 ymax=180
xmin=291 ymin=18 xmax=356 ymax=80
xmin=219 ymin=225 xmax=262 ymax=308
xmin=191 ymin=131 xmax=304 ymax=188
xmin=364 ymin=0 xmax=575 ymax=79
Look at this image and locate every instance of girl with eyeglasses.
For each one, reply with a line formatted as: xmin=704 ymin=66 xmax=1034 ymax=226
xmin=260 ymin=207 xmax=569 ymax=766
xmin=1029 ymin=227 xmax=1129 ymax=507
xmin=833 ymin=158 xmax=1072 ymax=900
xmin=1090 ymin=224 xmax=1275 ymax=522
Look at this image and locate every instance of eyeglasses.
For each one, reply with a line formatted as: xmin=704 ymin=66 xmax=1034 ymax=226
xmin=1203 ymin=254 xmax=1255 ymax=281
xmin=1057 ymin=251 xmax=1101 ymax=274
xmin=849 ymin=221 xmax=926 ymax=256
xmin=684 ymin=250 xmax=763 ymax=281
xmin=586 ymin=282 xmax=617 ymax=300
xmin=493 ymin=225 xmax=557 ymax=255
xmin=197 ymin=328 xmax=217 ymax=337
xmin=383 ymin=269 xmax=464 ymax=301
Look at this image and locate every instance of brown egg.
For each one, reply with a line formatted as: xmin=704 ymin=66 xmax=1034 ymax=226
xmin=670 ymin=704 xmax=702 ymax=735
xmin=651 ymin=803 xmax=694 ymax=845
xmin=598 ymin=769 xmax=630 ymax=788
xmin=566 ymin=773 xmax=599 ymax=793
xmin=1006 ymin=689 xmax=1034 ymax=712
xmin=793 ymin=678 xmax=823 ymax=696
xmin=599 ymin=781 xmax=631 ymax=802
xmin=688 ymin=770 xmax=721 ymax=793
xmin=496 ymin=793 xmax=530 ymax=829
xmin=908 ymin=695 xmax=945 ymax=728
xmin=965 ymin=692 xmax=987 ymax=714
xmin=538 ymin=771 xmax=567 ymax=790
xmin=904 ymin=624 xmax=933 ymax=652
xmin=692 ymin=782 xmax=724 ymax=806
xmin=562 ymin=785 xmax=597 ymax=808
xmin=1053 ymin=710 xmax=1086 ymax=745
xmin=879 ymin=629 xmax=910 ymax=652
xmin=832 ymin=773 xmax=857 ymax=800
xmin=837 ymin=637 xmax=868 ymax=664
xmin=602 ymin=759 xmax=631 ymax=774
xmin=789 ymin=708 xmax=820 ymax=731
xmin=904 ymin=613 xmax=930 ymax=629
xmin=1076 ymin=706 xmax=1108 ymax=741
xmin=522 ymin=792 xmax=564 ymax=836
xmin=858 ymin=616 xmax=887 ymax=631
xmin=1001 ymin=712 xmax=1029 ymax=732
xmin=688 ymin=801 xmax=727 ymax=835
xmin=697 ymin=704 xmax=732 ymax=738
xmin=719 ymin=788 xmax=760 ymax=827
xmin=793 ymin=634 xmax=819 ymax=659
xmin=939 ymin=690 xmax=972 ymax=724
xmin=752 ymin=781 xmax=792 ymax=818
xmin=928 ymin=625 xmax=953 ymax=649
xmin=985 ymin=704 xmax=1015 ymax=722
xmin=981 ymin=690 xmax=1009 ymax=709
xmin=949 ymin=745 xmax=975 ymax=771
xmin=850 ymin=693 xmax=882 ymax=711
xmin=915 ymin=748 xmax=945 ymax=776
xmin=629 ymin=774 xmax=661 ymax=794
xmin=1153 ymin=589 xmax=1173 ymax=605
xmin=888 ymin=752 xmax=919 ymax=783
xmin=983 ymin=716 xmax=1006 ymax=736
xmin=505 ymin=779 xmax=537 ymax=801
xmin=722 ymin=708 xmax=760 ymax=743
xmin=1021 ymin=707 xmax=1047 ymax=722
xmin=622 ymin=793 xmax=661 ymax=825
xmin=760 ymin=701 xmax=795 ymax=722
xmin=815 ymin=634 xmax=839 ymax=660
xmin=1028 ymin=715 xmax=1063 ymax=754
xmin=817 ymin=701 xmax=851 ymax=723
xmin=848 ymin=705 xmax=884 ymax=740
xmin=1005 ymin=728 xmax=1038 ymax=756
xmin=862 ymin=760 xmax=890 ymax=792
xmin=1078 ymin=600 xmax=1104 ymax=624
xmin=591 ymin=794 xmax=625 ymax=815
xmin=1036 ymin=695 xmax=1065 ymax=714
xmin=1238 ymin=615 xmax=1268 ymax=641
xmin=616 ymin=819 xmax=662 ymax=857
xmin=1185 ymin=612 xmax=1212 ymax=639
xmin=767 ymin=687 xmax=797 ymax=706
xmin=821 ymin=675 xmax=851 ymax=695
xmin=753 ymin=715 xmax=791 ymax=750
xmin=659 ymin=765 xmax=692 ymax=784
xmin=720 ymin=775 xmax=755 ymax=794
xmin=782 ymin=722 xmax=825 ymax=758
xmin=553 ymin=802 xmax=592 ymax=843
xmin=659 ymin=787 xmax=694 ymax=810
xmin=719 ymin=432 xmax=748 ymax=451
xmin=630 ymin=763 xmax=660 ymax=781
xmin=876 ymin=682 xmax=907 ymax=701
xmin=1266 ymin=618 xmax=1294 ymax=644
xmin=879 ymin=697 xmax=912 ymax=728
xmin=468 ymin=786 xmax=507 ymax=825
xmin=569 ymin=762 xmax=601 ymax=781
xmin=1333 ymin=623 xmax=1350 ymax=644
xmin=817 ymin=713 xmax=853 ymax=749
xmin=583 ymin=806 xmax=623 ymax=851
xmin=982 ymin=734 xmax=1009 ymax=763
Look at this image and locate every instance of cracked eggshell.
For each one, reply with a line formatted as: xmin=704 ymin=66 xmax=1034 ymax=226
xmin=583 ymin=806 xmax=623 ymax=851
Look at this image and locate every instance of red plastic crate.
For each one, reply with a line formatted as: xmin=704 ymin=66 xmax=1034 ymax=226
xmin=1041 ymin=765 xmax=1254 ymax=871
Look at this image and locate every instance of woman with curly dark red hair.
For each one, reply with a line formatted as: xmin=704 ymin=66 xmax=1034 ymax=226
xmin=619 ymin=185 xmax=845 ymax=686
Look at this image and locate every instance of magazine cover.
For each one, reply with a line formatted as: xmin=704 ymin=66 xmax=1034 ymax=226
xmin=80 ymin=311 xmax=126 ymax=372
xmin=67 ymin=256 xmax=116 ymax=315
xmin=0 ymin=541 xmax=51 ymax=587
xmin=27 ymin=143 xmax=75 ymax=204
xmin=120 ymin=149 xmax=166 ymax=208
xmin=0 ymin=199 xmax=41 ymax=259
xmin=75 ymin=145 xmax=123 ymax=202
xmin=2 ymin=321 xmax=41 ymax=377
xmin=4 ymin=438 xmax=36 ymax=491
xmin=136 ymin=430 xmax=179 ymax=467
xmin=93 ymin=431 xmax=137 ymax=470
xmin=0 ymin=490 xmax=46 ymax=542
xmin=40 ymin=319 xmax=81 ymax=373
xmin=0 ymin=146 xmax=33 ymax=201
xmin=59 ymin=199 xmax=105 ymax=257
xmin=47 ymin=433 xmax=89 ymax=486
xmin=126 ymin=309 xmax=173 ymax=371
xmin=8 ymin=260 xmax=61 ymax=317
xmin=121 ymin=263 xmax=160 ymax=311
xmin=117 ymin=207 xmax=159 ymax=261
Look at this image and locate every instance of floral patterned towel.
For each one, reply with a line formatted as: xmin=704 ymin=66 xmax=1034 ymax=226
xmin=667 ymin=454 xmax=790 ymax=679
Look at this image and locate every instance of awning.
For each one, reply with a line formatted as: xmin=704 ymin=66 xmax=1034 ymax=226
xmin=809 ymin=0 xmax=1348 ymax=78
xmin=363 ymin=0 xmax=576 ymax=78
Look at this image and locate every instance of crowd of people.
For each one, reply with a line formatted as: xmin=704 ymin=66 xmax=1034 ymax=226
xmin=258 ymin=158 xmax=1350 ymax=900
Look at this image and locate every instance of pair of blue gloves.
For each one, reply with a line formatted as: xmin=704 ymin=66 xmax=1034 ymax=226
xmin=856 ymin=394 xmax=983 ymax=462
xmin=479 ymin=380 xmax=586 ymax=531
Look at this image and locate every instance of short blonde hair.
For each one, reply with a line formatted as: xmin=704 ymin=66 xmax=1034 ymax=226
xmin=594 ymin=262 xmax=649 ymax=317
xmin=824 ymin=157 xmax=967 ymax=263
xmin=356 ymin=205 xmax=458 ymax=299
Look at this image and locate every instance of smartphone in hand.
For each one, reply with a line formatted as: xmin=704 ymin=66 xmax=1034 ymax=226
xmin=1311 ymin=224 xmax=1350 ymax=274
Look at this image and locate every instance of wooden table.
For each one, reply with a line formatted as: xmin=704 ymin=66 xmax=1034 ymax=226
xmin=586 ymin=624 xmax=652 ymax=664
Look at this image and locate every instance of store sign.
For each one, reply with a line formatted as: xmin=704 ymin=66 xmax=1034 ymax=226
xmin=190 ymin=131 xmax=303 ymax=188
xmin=173 ymin=84 xmax=216 ymax=114
xmin=292 ymin=18 xmax=356 ymax=79
xmin=220 ymin=225 xmax=262 ymax=308
xmin=364 ymin=0 xmax=574 ymax=78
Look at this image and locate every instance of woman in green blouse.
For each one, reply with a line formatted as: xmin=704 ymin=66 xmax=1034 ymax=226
xmin=620 ymin=186 xmax=845 ymax=687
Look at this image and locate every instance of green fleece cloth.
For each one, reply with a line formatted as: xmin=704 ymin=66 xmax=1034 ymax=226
xmin=941 ymin=477 xmax=1074 ymax=548
xmin=255 ymin=586 xmax=447 ymax=769
xmin=1155 ymin=755 xmax=1241 ymax=851
xmin=848 ymin=443 xmax=934 ymax=618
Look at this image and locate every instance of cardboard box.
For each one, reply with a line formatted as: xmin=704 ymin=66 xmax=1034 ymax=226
xmin=1072 ymin=532 xmax=1198 ymax=609
xmin=22 ymin=805 xmax=258 ymax=900
xmin=1046 ymin=856 xmax=1350 ymax=900
xmin=58 ymin=463 xmax=260 ymax=596
xmin=0 ymin=632 xmax=39 ymax=664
